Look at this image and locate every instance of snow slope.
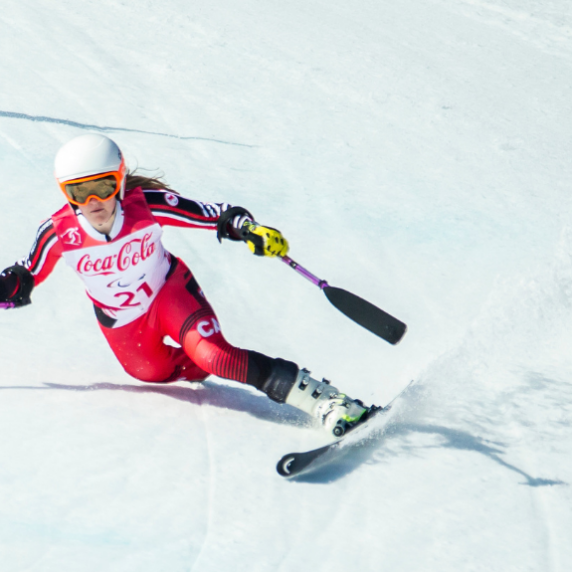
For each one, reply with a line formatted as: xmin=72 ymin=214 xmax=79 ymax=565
xmin=1 ymin=0 xmax=571 ymax=570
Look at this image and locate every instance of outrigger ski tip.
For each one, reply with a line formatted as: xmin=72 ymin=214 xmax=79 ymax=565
xmin=279 ymin=255 xmax=407 ymax=345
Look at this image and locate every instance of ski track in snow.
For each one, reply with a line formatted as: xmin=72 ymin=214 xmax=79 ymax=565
xmin=189 ymin=390 xmax=214 ymax=572
xmin=529 ymin=479 xmax=558 ymax=572
xmin=0 ymin=129 xmax=42 ymax=172
xmin=452 ymin=0 xmax=572 ymax=60
xmin=0 ymin=110 xmax=257 ymax=148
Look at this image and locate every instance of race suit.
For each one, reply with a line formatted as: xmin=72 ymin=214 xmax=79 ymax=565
xmin=16 ymin=187 xmax=274 ymax=384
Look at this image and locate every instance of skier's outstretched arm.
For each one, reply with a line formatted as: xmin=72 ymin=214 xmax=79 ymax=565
xmin=143 ymin=189 xmax=289 ymax=257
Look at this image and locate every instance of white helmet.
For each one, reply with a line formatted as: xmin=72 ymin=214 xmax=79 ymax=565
xmin=54 ymin=133 xmax=127 ymax=204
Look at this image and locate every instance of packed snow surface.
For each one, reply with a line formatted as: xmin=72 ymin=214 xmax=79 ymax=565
xmin=1 ymin=0 xmax=572 ymax=570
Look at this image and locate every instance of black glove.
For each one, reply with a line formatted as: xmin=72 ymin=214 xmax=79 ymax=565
xmin=0 ymin=265 xmax=34 ymax=308
xmin=216 ymin=206 xmax=254 ymax=242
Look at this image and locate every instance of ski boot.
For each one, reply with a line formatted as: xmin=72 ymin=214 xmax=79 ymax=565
xmin=284 ymin=368 xmax=371 ymax=437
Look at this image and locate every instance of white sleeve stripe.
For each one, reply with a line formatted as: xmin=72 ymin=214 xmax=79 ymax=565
xmin=30 ymin=234 xmax=58 ymax=276
xmin=204 ymin=204 xmax=220 ymax=218
xmin=232 ymin=214 xmax=252 ymax=230
xmin=198 ymin=203 xmax=209 ymax=217
xmin=152 ymin=211 xmax=217 ymax=227
xmin=27 ymin=219 xmax=54 ymax=260
xmin=38 ymin=218 xmax=53 ymax=234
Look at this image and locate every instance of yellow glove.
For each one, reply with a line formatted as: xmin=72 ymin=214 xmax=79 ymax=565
xmin=240 ymin=221 xmax=289 ymax=257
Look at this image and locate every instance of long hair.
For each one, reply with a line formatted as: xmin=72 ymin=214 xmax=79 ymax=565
xmin=125 ymin=170 xmax=178 ymax=194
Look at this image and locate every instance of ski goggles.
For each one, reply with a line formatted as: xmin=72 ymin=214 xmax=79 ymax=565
xmin=58 ymin=163 xmax=126 ymax=206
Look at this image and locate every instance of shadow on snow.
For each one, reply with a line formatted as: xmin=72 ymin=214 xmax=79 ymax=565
xmin=291 ymin=422 xmax=567 ymax=487
xmin=2 ymin=382 xmax=566 ymax=487
xmin=0 ymin=379 xmax=312 ymax=428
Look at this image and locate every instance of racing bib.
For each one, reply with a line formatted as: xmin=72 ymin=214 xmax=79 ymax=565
xmin=52 ymin=188 xmax=171 ymax=328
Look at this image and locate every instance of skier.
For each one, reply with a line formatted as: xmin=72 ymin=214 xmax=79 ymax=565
xmin=0 ymin=133 xmax=370 ymax=436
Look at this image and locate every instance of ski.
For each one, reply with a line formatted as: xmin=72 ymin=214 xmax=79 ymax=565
xmin=276 ymin=380 xmax=414 ymax=478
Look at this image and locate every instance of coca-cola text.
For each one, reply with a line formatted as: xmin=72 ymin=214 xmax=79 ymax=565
xmin=77 ymin=233 xmax=156 ymax=276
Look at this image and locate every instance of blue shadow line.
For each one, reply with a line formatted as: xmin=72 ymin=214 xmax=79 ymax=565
xmin=0 ymin=380 xmax=311 ymax=428
xmin=0 ymin=110 xmax=256 ymax=147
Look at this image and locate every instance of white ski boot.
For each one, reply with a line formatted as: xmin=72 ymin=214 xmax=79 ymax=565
xmin=285 ymin=368 xmax=369 ymax=437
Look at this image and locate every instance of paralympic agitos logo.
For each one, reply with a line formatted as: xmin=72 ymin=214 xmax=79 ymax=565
xmin=76 ymin=233 xmax=156 ymax=276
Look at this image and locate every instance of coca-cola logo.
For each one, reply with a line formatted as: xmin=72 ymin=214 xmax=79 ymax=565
xmin=76 ymin=233 xmax=156 ymax=276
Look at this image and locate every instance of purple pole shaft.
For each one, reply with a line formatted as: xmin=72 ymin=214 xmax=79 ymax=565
xmin=0 ymin=302 xmax=15 ymax=309
xmin=280 ymin=255 xmax=329 ymax=290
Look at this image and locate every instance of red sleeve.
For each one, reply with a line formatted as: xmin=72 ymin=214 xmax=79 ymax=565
xmin=142 ymin=189 xmax=234 ymax=230
xmin=18 ymin=218 xmax=63 ymax=286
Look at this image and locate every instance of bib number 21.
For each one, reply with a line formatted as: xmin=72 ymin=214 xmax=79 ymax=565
xmin=114 ymin=282 xmax=154 ymax=308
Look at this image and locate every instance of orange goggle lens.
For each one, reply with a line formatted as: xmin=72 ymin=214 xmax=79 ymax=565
xmin=59 ymin=169 xmax=124 ymax=206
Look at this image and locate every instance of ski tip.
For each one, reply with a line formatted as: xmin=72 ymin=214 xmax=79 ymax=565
xmin=391 ymin=323 xmax=408 ymax=345
xmin=277 ymin=454 xmax=297 ymax=477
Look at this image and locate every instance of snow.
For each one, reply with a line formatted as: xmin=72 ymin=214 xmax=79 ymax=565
xmin=1 ymin=0 xmax=572 ymax=570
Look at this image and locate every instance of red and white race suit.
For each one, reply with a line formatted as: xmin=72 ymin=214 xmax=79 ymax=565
xmin=16 ymin=187 xmax=263 ymax=384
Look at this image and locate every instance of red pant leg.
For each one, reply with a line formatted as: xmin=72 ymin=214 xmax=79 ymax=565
xmin=99 ymin=305 xmax=209 ymax=384
xmin=152 ymin=259 xmax=250 ymax=383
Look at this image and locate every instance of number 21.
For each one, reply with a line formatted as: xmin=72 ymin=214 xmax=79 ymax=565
xmin=114 ymin=282 xmax=154 ymax=308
